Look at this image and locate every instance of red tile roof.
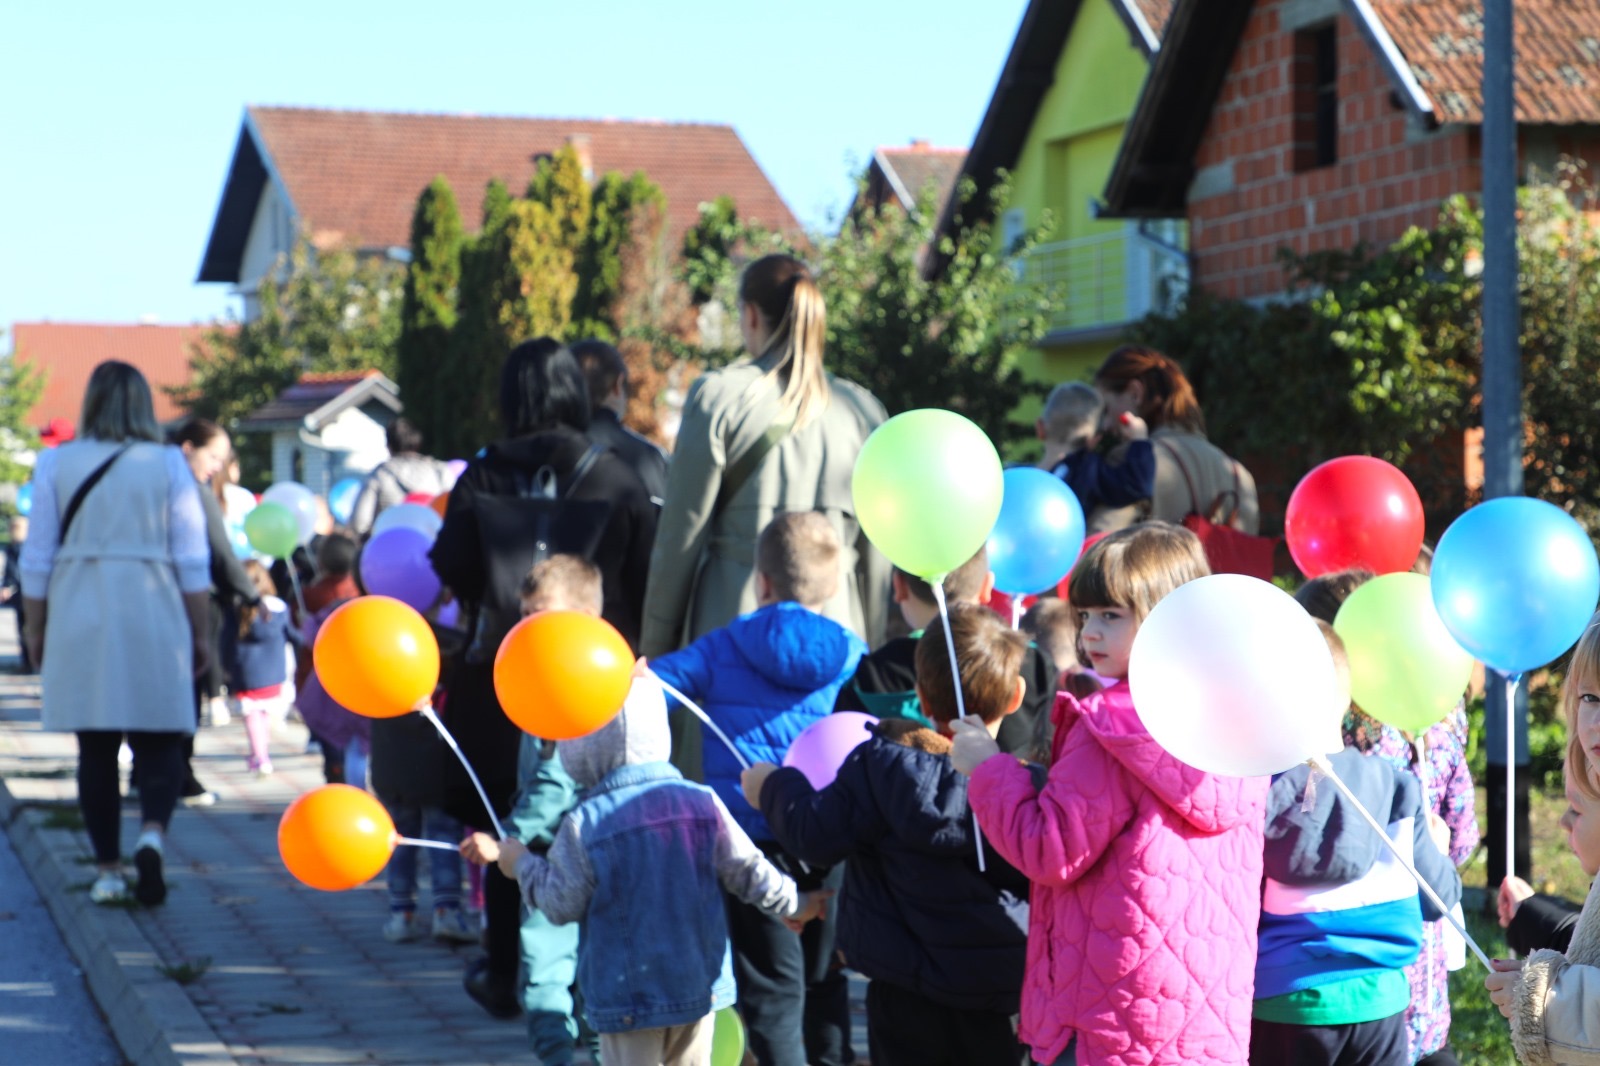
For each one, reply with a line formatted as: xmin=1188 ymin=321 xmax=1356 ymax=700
xmin=1130 ymin=0 xmax=1175 ymax=37
xmin=10 ymin=322 xmax=219 ymax=430
xmin=1374 ymin=0 xmax=1600 ymax=124
xmin=876 ymin=144 xmax=967 ymax=212
xmin=247 ymin=106 xmax=801 ymax=254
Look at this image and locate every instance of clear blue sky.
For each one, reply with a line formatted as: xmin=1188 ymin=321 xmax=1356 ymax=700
xmin=0 ymin=0 xmax=1029 ymax=337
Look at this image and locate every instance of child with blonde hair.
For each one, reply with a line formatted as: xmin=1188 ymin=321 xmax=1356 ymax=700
xmin=225 ymin=560 xmax=297 ymax=775
xmin=1487 ymin=615 xmax=1600 ymax=1064
xmin=951 ymin=522 xmax=1268 ymax=1066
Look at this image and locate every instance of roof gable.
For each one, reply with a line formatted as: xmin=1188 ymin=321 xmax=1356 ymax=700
xmin=10 ymin=322 xmax=216 ymax=429
xmin=199 ymin=106 xmax=802 ymax=284
xmin=874 ymin=144 xmax=967 ymax=212
xmin=241 ymin=370 xmax=401 ymax=430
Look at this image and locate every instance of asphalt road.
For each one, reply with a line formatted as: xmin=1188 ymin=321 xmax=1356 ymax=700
xmin=0 ymin=811 xmax=125 ymax=1066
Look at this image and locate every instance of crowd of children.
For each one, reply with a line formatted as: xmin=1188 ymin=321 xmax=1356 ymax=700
xmin=200 ymin=441 xmax=1600 ymax=1066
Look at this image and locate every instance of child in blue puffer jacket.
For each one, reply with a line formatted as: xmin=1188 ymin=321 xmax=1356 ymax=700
xmin=649 ymin=511 xmax=866 ymax=1066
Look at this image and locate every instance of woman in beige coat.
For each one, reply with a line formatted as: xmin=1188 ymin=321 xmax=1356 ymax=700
xmin=1086 ymin=344 xmax=1261 ymax=535
xmin=641 ymin=254 xmax=889 ymax=659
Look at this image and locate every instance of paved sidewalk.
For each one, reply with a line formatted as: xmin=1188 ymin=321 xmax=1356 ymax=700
xmin=0 ymin=613 xmax=871 ymax=1066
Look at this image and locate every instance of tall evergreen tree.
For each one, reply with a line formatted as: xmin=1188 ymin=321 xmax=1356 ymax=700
xmin=443 ymin=180 xmax=517 ymax=457
xmin=395 ymin=177 xmax=464 ymax=456
xmin=571 ymin=170 xmax=667 ymax=340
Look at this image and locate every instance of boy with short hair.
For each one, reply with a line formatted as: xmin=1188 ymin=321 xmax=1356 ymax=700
xmin=1037 ymin=380 xmax=1154 ymax=514
xmin=648 ymin=511 xmax=866 ymax=1066
xmin=1251 ymin=622 xmax=1462 ymax=1065
xmin=836 ymin=546 xmax=1057 ymax=762
xmin=460 ymin=555 xmax=603 ymax=1063
xmin=489 ymin=649 xmax=826 ymax=1066
xmin=743 ymin=603 xmax=1032 ymax=1064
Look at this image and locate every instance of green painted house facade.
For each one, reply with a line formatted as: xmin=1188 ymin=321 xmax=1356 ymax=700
xmin=937 ymin=0 xmax=1185 ymax=407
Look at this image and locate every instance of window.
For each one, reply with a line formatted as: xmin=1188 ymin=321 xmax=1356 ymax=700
xmin=1293 ymin=24 xmax=1339 ymax=171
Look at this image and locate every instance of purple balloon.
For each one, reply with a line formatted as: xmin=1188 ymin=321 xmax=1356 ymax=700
xmin=446 ymin=458 xmax=468 ymax=480
xmin=782 ymin=712 xmax=879 ymax=790
xmin=436 ymin=599 xmax=461 ymax=628
xmin=359 ymin=527 xmax=441 ymax=613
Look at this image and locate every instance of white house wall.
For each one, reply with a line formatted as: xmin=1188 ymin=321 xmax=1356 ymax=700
xmin=238 ymin=179 xmax=296 ymax=320
xmin=266 ymin=410 xmax=390 ymax=496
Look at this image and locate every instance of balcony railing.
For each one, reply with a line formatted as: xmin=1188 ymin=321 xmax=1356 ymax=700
xmin=1021 ymin=224 xmax=1189 ymax=337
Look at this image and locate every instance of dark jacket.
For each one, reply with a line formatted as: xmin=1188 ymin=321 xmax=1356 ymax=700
xmin=199 ymin=487 xmax=257 ymax=610
xmin=835 ymin=633 xmax=1057 ymax=763
xmin=224 ymin=595 xmax=298 ymax=693
xmin=1508 ymin=891 xmax=1584 ymax=956
xmin=427 ymin=426 xmax=657 ymax=816
xmin=761 ymin=726 xmax=1030 ymax=1013
xmin=1050 ymin=440 xmax=1155 ymax=516
xmin=586 ymin=408 xmax=668 ymax=505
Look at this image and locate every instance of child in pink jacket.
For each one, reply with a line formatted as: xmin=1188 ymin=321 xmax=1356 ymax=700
xmin=952 ymin=523 xmax=1270 ymax=1066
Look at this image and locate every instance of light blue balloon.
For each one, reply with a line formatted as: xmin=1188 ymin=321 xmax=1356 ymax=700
xmin=228 ymin=521 xmax=253 ymax=560
xmin=1431 ymin=496 xmax=1600 ymax=675
xmin=329 ymin=477 xmax=362 ymax=526
xmin=986 ymin=468 xmax=1087 ymax=596
xmin=15 ymin=483 xmax=32 ymax=516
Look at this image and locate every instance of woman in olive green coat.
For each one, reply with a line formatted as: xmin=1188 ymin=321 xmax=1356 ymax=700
xmin=641 ymin=254 xmax=890 ymax=659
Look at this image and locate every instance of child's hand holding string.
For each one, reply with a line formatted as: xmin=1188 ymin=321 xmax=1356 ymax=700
xmin=460 ymin=831 xmax=500 ymax=867
xmin=741 ymin=763 xmax=780 ymax=808
xmin=949 ymin=716 xmax=1000 ymax=776
xmin=784 ymin=889 xmax=836 ymax=933
xmin=1485 ymin=958 xmax=1525 ymax=1019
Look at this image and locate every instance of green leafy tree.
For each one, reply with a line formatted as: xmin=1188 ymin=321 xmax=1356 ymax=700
xmin=571 ymin=171 xmax=667 ymax=340
xmin=395 ymin=176 xmax=465 ymax=457
xmin=0 ymin=334 xmax=46 ymax=488
xmin=442 ymin=180 xmax=518 ymax=457
xmin=680 ymin=195 xmax=745 ymax=305
xmin=177 ymin=240 xmax=402 ymax=426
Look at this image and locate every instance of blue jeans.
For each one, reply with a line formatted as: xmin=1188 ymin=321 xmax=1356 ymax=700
xmin=385 ymin=805 xmax=463 ymax=912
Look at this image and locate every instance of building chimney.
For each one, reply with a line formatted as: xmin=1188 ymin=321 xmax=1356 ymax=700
xmin=910 ymin=138 xmax=931 ymax=151
xmin=566 ymin=134 xmax=595 ymax=182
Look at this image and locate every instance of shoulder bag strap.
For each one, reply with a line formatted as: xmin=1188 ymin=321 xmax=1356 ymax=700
xmin=60 ymin=443 xmax=134 ymax=543
xmin=562 ymin=444 xmax=607 ymax=499
xmin=715 ymin=413 xmax=795 ymax=514
xmin=1154 ymin=438 xmax=1201 ymax=516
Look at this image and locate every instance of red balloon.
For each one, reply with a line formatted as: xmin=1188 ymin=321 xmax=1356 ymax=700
xmin=402 ymin=492 xmax=434 ymax=505
xmin=1285 ymin=456 xmax=1424 ymax=577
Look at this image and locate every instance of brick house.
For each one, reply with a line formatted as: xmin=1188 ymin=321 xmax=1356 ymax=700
xmin=197 ymin=106 xmax=802 ymax=318
xmin=1102 ymin=0 xmax=1600 ymax=301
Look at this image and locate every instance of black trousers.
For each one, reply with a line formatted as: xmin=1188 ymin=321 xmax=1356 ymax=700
xmin=77 ymin=731 xmax=184 ymax=864
xmin=724 ymin=846 xmax=847 ymax=1066
xmin=1485 ymin=763 xmax=1533 ymax=895
xmin=865 ymin=979 xmax=1024 ymax=1066
xmin=484 ymin=862 xmax=521 ymax=980
xmin=1249 ymin=1012 xmax=1408 ymax=1066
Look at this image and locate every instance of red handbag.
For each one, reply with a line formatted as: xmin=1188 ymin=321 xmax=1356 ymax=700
xmin=1158 ymin=440 xmax=1278 ymax=580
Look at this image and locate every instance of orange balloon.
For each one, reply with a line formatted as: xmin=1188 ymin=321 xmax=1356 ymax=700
xmin=278 ymin=784 xmax=396 ymax=891
xmin=494 ymin=611 xmax=633 ymax=740
xmin=313 ymin=595 xmax=439 ymax=718
xmin=428 ymin=491 xmax=450 ymax=518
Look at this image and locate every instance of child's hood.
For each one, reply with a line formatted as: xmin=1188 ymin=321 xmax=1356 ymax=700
xmin=556 ymin=676 xmax=672 ymax=789
xmin=1263 ymin=746 xmax=1414 ymax=884
xmin=727 ymin=602 xmax=864 ymax=691
xmin=1064 ymin=683 xmax=1268 ymax=835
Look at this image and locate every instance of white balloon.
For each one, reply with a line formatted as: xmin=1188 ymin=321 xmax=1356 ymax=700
xmin=1128 ymin=573 xmax=1341 ymax=778
xmin=262 ymin=481 xmax=318 ymax=545
xmin=371 ymin=502 xmax=443 ymax=541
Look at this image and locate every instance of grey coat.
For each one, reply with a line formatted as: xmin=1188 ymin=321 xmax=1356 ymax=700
xmin=640 ymin=358 xmax=890 ymax=658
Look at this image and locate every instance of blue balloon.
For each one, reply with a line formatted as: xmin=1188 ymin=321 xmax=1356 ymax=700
xmin=15 ymin=483 xmax=32 ymax=516
xmin=1431 ymin=496 xmax=1600 ymax=675
xmin=328 ymin=477 xmax=362 ymax=526
xmin=986 ymin=468 xmax=1087 ymax=596
xmin=228 ymin=521 xmax=254 ymax=560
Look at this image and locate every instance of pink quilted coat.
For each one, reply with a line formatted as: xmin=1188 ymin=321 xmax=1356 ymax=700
xmin=968 ymin=682 xmax=1269 ymax=1066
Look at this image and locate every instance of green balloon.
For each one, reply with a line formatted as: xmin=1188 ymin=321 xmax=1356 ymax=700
xmin=1333 ymin=572 xmax=1475 ymax=734
xmin=711 ymin=1006 xmax=745 ymax=1066
xmin=244 ymin=501 xmax=299 ymax=560
xmin=851 ymin=409 xmax=1004 ymax=580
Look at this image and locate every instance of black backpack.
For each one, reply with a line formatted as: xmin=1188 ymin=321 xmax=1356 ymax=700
xmin=463 ymin=443 xmax=611 ymax=663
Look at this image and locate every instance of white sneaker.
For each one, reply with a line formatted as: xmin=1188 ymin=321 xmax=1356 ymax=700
xmin=89 ymin=872 xmax=128 ymax=904
xmin=205 ymin=698 xmax=231 ymax=727
xmin=431 ymin=907 xmax=479 ymax=944
xmin=117 ymin=743 xmax=133 ymax=769
xmin=383 ymin=911 xmax=421 ymax=943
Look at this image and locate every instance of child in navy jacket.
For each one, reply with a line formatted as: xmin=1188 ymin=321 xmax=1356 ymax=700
xmin=744 ymin=603 xmax=1032 ymax=1065
xmin=223 ymin=560 xmax=301 ymax=775
xmin=649 ymin=511 xmax=866 ymax=1066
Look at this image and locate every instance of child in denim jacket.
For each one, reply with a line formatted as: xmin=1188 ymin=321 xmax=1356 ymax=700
xmin=492 ymin=677 xmax=826 ymax=1065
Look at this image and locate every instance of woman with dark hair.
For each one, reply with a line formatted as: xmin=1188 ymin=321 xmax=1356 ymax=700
xmin=168 ymin=418 xmax=262 ymax=802
xmin=428 ymin=336 xmax=657 ymax=1019
xmin=1089 ymin=344 xmax=1261 ymax=535
xmin=19 ymin=361 xmax=212 ymax=906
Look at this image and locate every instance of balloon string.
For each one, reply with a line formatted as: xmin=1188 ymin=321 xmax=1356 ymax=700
xmin=933 ymin=582 xmax=987 ymax=873
xmin=1010 ymin=597 xmax=1023 ymax=631
xmin=1504 ymin=669 xmax=1520 ymax=959
xmin=286 ymin=562 xmax=308 ymax=618
xmin=419 ymin=704 xmax=505 ymax=841
xmin=394 ymin=836 xmax=458 ymax=852
xmin=1307 ymin=754 xmax=1492 ymax=971
xmin=653 ymin=675 xmax=752 ymax=771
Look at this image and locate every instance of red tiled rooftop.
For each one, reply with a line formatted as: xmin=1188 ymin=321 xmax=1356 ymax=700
xmin=247 ymin=106 xmax=802 ymax=253
xmin=1375 ymin=0 xmax=1600 ymax=124
xmin=877 ymin=144 xmax=967 ymax=211
xmin=10 ymin=322 xmax=221 ymax=429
